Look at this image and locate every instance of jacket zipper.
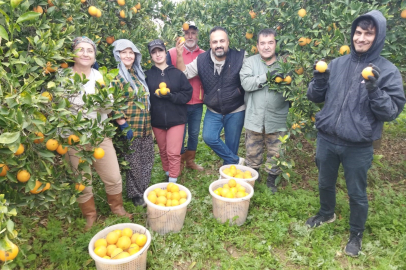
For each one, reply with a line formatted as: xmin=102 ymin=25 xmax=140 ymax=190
xmin=334 ymin=55 xmax=361 ymax=131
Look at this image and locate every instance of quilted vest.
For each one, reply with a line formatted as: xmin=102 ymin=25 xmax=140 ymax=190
xmin=197 ymin=49 xmax=245 ymax=115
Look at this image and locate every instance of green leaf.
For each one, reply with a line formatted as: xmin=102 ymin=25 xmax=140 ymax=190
xmin=6 ymin=220 xmax=14 ymax=233
xmin=0 ymin=25 xmax=9 ymax=41
xmin=0 ymin=132 xmax=20 ymax=144
xmin=37 ymin=150 xmax=56 ymax=158
xmin=16 ymin=11 xmax=41 ymax=24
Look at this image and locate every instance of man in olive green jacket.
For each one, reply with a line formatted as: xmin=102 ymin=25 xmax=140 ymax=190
xmin=239 ymin=28 xmax=289 ymax=193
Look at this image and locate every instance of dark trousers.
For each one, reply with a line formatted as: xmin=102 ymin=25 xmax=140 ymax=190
xmin=315 ymin=136 xmax=373 ymax=233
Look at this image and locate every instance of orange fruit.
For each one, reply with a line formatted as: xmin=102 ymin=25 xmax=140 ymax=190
xmin=251 ymin=45 xmax=258 ymax=54
xmin=0 ymin=243 xmax=19 ymax=262
xmin=228 ymin=179 xmax=237 ymax=188
xmin=114 ymin=230 xmax=122 ymax=238
xmin=179 ymin=190 xmax=187 ymax=199
xmin=132 ymin=7 xmax=138 ymax=13
xmin=182 ymin=22 xmax=189 ymax=30
xmin=0 ymin=164 xmax=9 ymax=177
xmin=249 ymin=10 xmax=256 ymax=19
xmin=46 ymin=139 xmax=59 ymax=151
xmin=159 ymin=88 xmax=170 ymax=95
xmin=169 ymin=184 xmax=179 ymax=193
xmin=106 ymin=232 xmax=119 ymax=245
xmin=122 ymin=228 xmax=133 ymax=238
xmin=106 ymin=36 xmax=115 ymax=44
xmin=147 ymin=193 xmax=157 ymax=204
xmin=172 ymin=192 xmax=180 ymax=201
xmin=179 ymin=198 xmax=186 ymax=204
xmin=159 ymin=82 xmax=167 ymax=89
xmin=88 ymin=6 xmax=98 ymax=16
xmin=275 ymin=77 xmax=283 ymax=83
xmin=93 ymin=148 xmax=105 ymax=159
xmin=295 ymin=67 xmax=304 ymax=75
xmin=131 ymin=233 xmax=140 ymax=244
xmin=339 ymin=45 xmax=350 ymax=55
xmin=80 ymin=0 xmax=86 ymax=3
xmin=14 ymin=144 xmax=24 ymax=156
xmin=42 ymin=183 xmax=51 ymax=192
xmin=111 ymin=248 xmax=123 ymax=259
xmin=75 ymin=183 xmax=86 ymax=192
xmin=298 ymin=37 xmax=307 ymax=46
xmin=362 ymin=67 xmax=374 ymax=80
xmin=66 ymin=16 xmax=73 ymax=22
xmin=33 ymin=6 xmax=43 ymax=14
xmin=119 ymin=10 xmax=126 ymax=18
xmin=283 ymin=76 xmax=292 ymax=84
xmin=17 ymin=170 xmax=30 ymax=183
xmin=135 ymin=2 xmax=141 ymax=9
xmin=95 ymin=239 xmax=108 ymax=248
xmin=128 ymin=244 xmax=140 ymax=255
xmin=96 ymin=9 xmax=102 ymax=18
xmin=67 ymin=134 xmax=79 ymax=145
xmin=106 ymin=245 xmax=117 ymax=257
xmin=30 ymin=180 xmax=43 ymax=194
xmin=245 ymin=32 xmax=253 ymax=39
xmin=61 ymin=62 xmax=69 ymax=68
xmin=34 ymin=132 xmax=45 ymax=143
xmin=117 ymin=0 xmax=125 ymax=6
xmin=115 ymin=252 xmax=130 ymax=259
xmin=315 ymin=61 xmax=328 ymax=73
xmin=135 ymin=234 xmax=147 ymax=247
xmin=298 ymin=8 xmax=306 ymax=17
xmin=276 ymin=25 xmax=281 ymax=31
xmin=116 ymin=236 xmax=131 ymax=250
xmin=401 ymin=10 xmax=406 ymax=19
xmin=94 ymin=246 xmax=107 ymax=257
xmin=178 ymin=37 xmax=185 ymax=43
xmin=48 ymin=0 xmax=54 ymax=7
xmin=56 ymin=145 xmax=68 ymax=155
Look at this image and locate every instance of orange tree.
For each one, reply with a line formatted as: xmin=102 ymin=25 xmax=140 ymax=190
xmin=0 ymin=0 xmax=158 ymax=265
xmin=160 ymin=0 xmax=406 ymax=182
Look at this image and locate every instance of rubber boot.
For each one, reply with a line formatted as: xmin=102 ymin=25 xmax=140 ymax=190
xmin=185 ymin=150 xmax=204 ymax=171
xmin=266 ymin=174 xmax=278 ymax=194
xmin=106 ymin=193 xmax=133 ymax=219
xmin=78 ymin=196 xmax=97 ymax=231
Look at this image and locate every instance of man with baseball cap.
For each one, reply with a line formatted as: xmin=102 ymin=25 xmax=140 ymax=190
xmin=167 ymin=22 xmax=205 ymax=172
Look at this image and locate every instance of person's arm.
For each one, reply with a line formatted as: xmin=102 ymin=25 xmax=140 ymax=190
xmin=366 ymin=64 xmax=406 ymax=121
xmin=175 ymin=39 xmax=199 ymax=79
xmin=307 ymin=60 xmax=331 ymax=103
xmin=168 ymin=72 xmax=193 ymax=104
xmin=239 ymin=58 xmax=267 ymax=92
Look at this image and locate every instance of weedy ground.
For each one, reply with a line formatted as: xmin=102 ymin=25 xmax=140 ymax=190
xmin=8 ymin=110 xmax=406 ymax=270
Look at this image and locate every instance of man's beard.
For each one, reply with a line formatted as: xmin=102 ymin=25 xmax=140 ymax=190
xmin=214 ymin=47 xmax=228 ymax=57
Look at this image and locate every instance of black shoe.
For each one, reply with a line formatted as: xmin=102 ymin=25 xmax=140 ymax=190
xmin=266 ymin=174 xmax=278 ymax=193
xmin=305 ymin=213 xmax=336 ymax=228
xmin=345 ymin=232 xmax=363 ymax=257
xmin=132 ymin=195 xmax=146 ymax=207
xmin=253 ymin=168 xmax=261 ymax=183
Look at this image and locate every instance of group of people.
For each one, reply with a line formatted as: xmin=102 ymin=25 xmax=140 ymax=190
xmin=66 ymin=10 xmax=405 ymax=258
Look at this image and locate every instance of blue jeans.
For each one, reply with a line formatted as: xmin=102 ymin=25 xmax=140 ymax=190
xmin=181 ymin=104 xmax=204 ymax=154
xmin=315 ymin=136 xmax=373 ymax=233
xmin=202 ymin=109 xmax=245 ymax=165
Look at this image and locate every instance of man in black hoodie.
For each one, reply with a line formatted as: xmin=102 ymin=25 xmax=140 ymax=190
xmin=307 ymin=10 xmax=405 ymax=257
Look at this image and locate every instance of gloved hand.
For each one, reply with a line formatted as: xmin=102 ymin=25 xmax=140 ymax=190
xmin=118 ymin=122 xmax=133 ymax=140
xmin=365 ymin=63 xmax=381 ymax=92
xmin=266 ymin=70 xmax=280 ymax=82
xmin=313 ymin=59 xmax=330 ymax=87
xmin=154 ymin=92 xmax=172 ymax=99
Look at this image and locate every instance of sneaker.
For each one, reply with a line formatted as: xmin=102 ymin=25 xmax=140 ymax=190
xmin=266 ymin=174 xmax=278 ymax=193
xmin=345 ymin=232 xmax=363 ymax=257
xmin=305 ymin=213 xmax=336 ymax=228
xmin=132 ymin=196 xmax=146 ymax=207
xmin=238 ymin=157 xmax=245 ymax=165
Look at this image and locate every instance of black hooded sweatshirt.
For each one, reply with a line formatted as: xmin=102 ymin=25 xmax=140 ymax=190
xmin=307 ymin=10 xmax=405 ymax=147
xmin=145 ymin=65 xmax=193 ymax=129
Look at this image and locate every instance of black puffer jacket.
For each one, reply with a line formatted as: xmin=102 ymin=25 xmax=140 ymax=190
xmin=307 ymin=10 xmax=405 ymax=146
xmin=145 ymin=65 xmax=193 ymax=129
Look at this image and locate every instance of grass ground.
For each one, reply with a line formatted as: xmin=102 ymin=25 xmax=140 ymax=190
xmin=6 ymin=109 xmax=406 ymax=270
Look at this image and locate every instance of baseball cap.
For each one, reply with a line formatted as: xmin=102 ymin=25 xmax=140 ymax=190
xmin=147 ymin=39 xmax=166 ymax=54
xmin=184 ymin=21 xmax=198 ymax=31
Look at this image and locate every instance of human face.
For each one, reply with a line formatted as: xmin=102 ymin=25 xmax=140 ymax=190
xmin=257 ymin=34 xmax=276 ymax=61
xmin=353 ymin=26 xmax=376 ymax=53
xmin=150 ymin=47 xmax=166 ymax=65
xmin=73 ymin=42 xmax=95 ymax=67
xmin=183 ymin=29 xmax=198 ymax=50
xmin=210 ymin=30 xmax=229 ymax=60
xmin=119 ymin=48 xmax=135 ymax=69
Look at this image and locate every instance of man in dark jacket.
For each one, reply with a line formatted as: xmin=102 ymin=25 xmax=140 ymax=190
xmin=306 ymin=10 xmax=405 ymax=257
xmin=175 ymin=26 xmax=246 ymax=165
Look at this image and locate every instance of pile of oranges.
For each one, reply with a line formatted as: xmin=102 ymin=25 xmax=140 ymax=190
xmin=155 ymin=82 xmax=170 ymax=96
xmin=222 ymin=165 xmax=253 ymax=179
xmin=93 ymin=228 xmax=147 ymax=260
xmin=213 ymin=179 xmax=249 ymax=199
xmin=146 ymin=183 xmax=188 ymax=207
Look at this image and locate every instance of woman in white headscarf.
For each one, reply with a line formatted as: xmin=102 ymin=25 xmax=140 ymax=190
xmin=111 ymin=39 xmax=154 ymax=207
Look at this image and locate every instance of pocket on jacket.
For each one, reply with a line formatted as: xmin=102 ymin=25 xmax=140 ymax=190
xmin=203 ymin=91 xmax=219 ymax=108
xmin=223 ymin=88 xmax=242 ymax=103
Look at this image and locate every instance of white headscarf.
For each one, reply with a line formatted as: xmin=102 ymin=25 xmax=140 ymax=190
xmin=112 ymin=39 xmax=150 ymax=109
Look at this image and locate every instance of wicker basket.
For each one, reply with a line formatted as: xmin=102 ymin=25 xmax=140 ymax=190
xmin=88 ymin=223 xmax=151 ymax=270
xmin=209 ymin=178 xmax=254 ymax=226
xmin=219 ymin=164 xmax=259 ymax=187
xmin=143 ymin=183 xmax=192 ymax=235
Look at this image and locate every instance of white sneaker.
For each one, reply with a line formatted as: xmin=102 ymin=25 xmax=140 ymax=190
xmin=238 ymin=157 xmax=245 ymax=165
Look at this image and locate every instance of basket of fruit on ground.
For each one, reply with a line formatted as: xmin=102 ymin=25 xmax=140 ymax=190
xmin=143 ymin=182 xmax=192 ymax=235
xmin=209 ymin=178 xmax=254 ymax=226
xmin=219 ymin=164 xmax=258 ymax=187
xmin=89 ymin=223 xmax=151 ymax=270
